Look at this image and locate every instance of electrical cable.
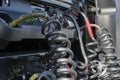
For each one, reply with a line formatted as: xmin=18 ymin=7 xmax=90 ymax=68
xmin=80 ymin=12 xmax=94 ymax=39
xmin=72 ymin=11 xmax=95 ymax=41
xmin=71 ymin=0 xmax=94 ymax=38
xmin=9 ymin=13 xmax=48 ymax=27
xmin=80 ymin=24 xmax=100 ymax=30
xmin=71 ymin=0 xmax=94 ymax=39
xmin=64 ymin=13 xmax=88 ymax=69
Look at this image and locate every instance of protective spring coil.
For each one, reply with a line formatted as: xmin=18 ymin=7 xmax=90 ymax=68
xmin=42 ymin=20 xmax=77 ymax=80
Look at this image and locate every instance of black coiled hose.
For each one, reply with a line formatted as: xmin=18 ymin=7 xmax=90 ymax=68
xmin=85 ymin=35 xmax=108 ymax=79
xmin=86 ymin=40 xmax=98 ymax=79
xmin=37 ymin=71 xmax=57 ymax=80
xmin=96 ymin=27 xmax=120 ymax=79
xmin=41 ymin=20 xmax=77 ymax=80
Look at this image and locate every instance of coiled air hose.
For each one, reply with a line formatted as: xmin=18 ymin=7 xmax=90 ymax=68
xmin=81 ymin=24 xmax=120 ymax=79
xmin=41 ymin=19 xmax=77 ymax=80
xmin=95 ymin=26 xmax=120 ymax=79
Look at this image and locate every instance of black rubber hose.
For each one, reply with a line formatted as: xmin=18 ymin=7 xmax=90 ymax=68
xmin=64 ymin=13 xmax=88 ymax=69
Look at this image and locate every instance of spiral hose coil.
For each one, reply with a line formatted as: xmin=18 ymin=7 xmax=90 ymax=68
xmin=41 ymin=20 xmax=77 ymax=80
xmin=96 ymin=27 xmax=120 ymax=79
xmin=86 ymin=40 xmax=98 ymax=79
